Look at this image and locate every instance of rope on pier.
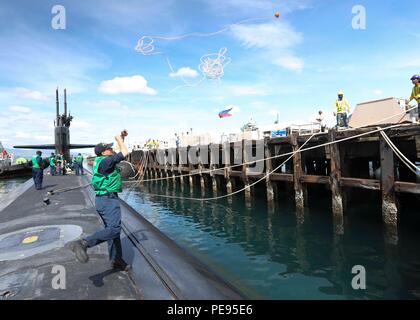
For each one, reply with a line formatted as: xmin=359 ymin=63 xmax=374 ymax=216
xmin=137 ymin=133 xmax=316 ymax=201
xmin=379 ymin=129 xmax=420 ymax=176
xmin=124 ymin=105 xmax=419 ymax=184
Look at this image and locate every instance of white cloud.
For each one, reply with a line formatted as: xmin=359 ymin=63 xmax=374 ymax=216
xmin=268 ymin=109 xmax=280 ymax=116
xmin=225 ymin=105 xmax=240 ymax=114
xmin=12 ymin=87 xmax=48 ymax=101
xmin=169 ymin=67 xmax=199 ymax=78
xmin=89 ymin=100 xmax=125 ymax=109
xmin=231 ymin=22 xmax=303 ymax=50
xmin=72 ymin=120 xmax=92 ymax=129
xmin=373 ymin=89 xmax=383 ymax=95
xmin=99 ymin=75 xmax=157 ymax=95
xmin=230 ymin=22 xmax=304 ymax=72
xmin=9 ymin=105 xmax=31 ymax=113
xmin=34 ymin=135 xmax=51 ymax=141
xmin=273 ymin=55 xmax=304 ymax=72
xmin=15 ymin=131 xmax=31 ymax=139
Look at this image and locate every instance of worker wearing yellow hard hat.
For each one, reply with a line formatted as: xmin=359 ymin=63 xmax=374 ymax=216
xmin=333 ymin=90 xmax=351 ymax=128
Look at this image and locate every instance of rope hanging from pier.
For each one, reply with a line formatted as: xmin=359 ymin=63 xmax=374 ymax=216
xmin=379 ymin=129 xmax=420 ymax=176
xmin=137 ymin=133 xmax=316 ymax=201
xmin=124 ymin=105 xmax=419 ymax=184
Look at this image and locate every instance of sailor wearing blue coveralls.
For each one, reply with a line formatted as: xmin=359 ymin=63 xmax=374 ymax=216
xmin=68 ymin=130 xmax=131 ymax=271
xmin=30 ymin=150 xmax=44 ymax=190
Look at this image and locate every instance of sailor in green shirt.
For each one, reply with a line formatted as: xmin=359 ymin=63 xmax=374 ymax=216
xmin=49 ymin=153 xmax=56 ymax=176
xmin=406 ymin=74 xmax=420 ymax=124
xmin=68 ymin=130 xmax=131 ymax=271
xmin=74 ymin=153 xmax=84 ymax=176
xmin=29 ymin=150 xmax=44 ymax=190
xmin=56 ymin=154 xmax=63 ymax=175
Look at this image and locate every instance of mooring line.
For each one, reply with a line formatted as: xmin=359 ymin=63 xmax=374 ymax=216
xmin=137 ymin=133 xmax=316 ymax=201
xmin=379 ymin=129 xmax=420 ymax=176
xmin=128 ymin=105 xmax=419 ymax=184
xmin=43 ymin=106 xmax=418 ymax=198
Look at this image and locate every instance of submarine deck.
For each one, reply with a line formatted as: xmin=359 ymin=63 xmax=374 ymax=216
xmin=0 ymin=173 xmax=244 ymax=300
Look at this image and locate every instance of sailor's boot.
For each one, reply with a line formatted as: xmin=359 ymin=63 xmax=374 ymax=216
xmin=68 ymin=239 xmax=89 ymax=263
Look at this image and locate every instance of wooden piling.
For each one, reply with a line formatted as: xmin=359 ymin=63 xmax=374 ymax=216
xmin=380 ymin=137 xmax=398 ymax=244
xmin=328 ymin=130 xmax=344 ymax=235
xmin=265 ymin=137 xmax=276 ymax=204
xmin=224 ymin=142 xmax=233 ymax=193
xmin=291 ymin=133 xmax=306 ymax=212
xmin=129 ymin=124 xmax=420 ymax=244
xmin=242 ymin=140 xmax=252 ymax=203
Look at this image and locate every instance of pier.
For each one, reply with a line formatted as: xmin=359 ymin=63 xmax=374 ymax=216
xmin=130 ymin=124 xmax=420 ymax=244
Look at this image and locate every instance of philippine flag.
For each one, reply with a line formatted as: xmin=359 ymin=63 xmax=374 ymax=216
xmin=218 ymin=107 xmax=233 ymax=118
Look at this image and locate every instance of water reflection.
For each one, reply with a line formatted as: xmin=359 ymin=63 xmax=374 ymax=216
xmin=122 ymin=179 xmax=420 ymax=300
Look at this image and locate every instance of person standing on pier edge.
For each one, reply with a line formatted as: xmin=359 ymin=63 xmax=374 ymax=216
xmin=406 ymin=74 xmax=420 ymax=124
xmin=29 ymin=150 xmax=44 ymax=190
xmin=68 ymin=130 xmax=131 ymax=271
xmin=333 ymin=90 xmax=351 ymax=128
xmin=49 ymin=153 xmax=56 ymax=176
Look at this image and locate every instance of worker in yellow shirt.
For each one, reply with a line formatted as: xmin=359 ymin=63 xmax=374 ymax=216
xmin=406 ymin=74 xmax=420 ymax=124
xmin=333 ymin=90 xmax=351 ymax=128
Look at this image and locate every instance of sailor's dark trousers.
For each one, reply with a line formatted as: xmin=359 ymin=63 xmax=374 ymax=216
xmin=84 ymin=193 xmax=122 ymax=261
xmin=32 ymin=168 xmax=43 ymax=190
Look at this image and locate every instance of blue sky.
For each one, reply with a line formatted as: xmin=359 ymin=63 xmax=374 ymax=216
xmin=0 ymin=0 xmax=418 ymax=149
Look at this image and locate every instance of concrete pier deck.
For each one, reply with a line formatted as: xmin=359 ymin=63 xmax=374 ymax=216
xmin=0 ymin=173 xmax=244 ymax=300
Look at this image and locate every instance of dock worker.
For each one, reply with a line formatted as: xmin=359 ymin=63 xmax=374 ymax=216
xmin=333 ymin=90 xmax=351 ymax=128
xmin=49 ymin=153 xmax=56 ymax=176
xmin=406 ymin=74 xmax=420 ymax=124
xmin=68 ymin=129 xmax=131 ymax=271
xmin=74 ymin=153 xmax=84 ymax=176
xmin=316 ymin=110 xmax=326 ymax=132
xmin=29 ymin=151 xmax=44 ymax=190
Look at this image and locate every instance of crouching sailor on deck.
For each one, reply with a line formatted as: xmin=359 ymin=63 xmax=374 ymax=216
xmin=28 ymin=150 xmax=44 ymax=190
xmin=68 ymin=130 xmax=131 ymax=271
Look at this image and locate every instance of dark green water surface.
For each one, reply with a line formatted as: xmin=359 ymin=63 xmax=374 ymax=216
xmin=2 ymin=177 xmax=420 ymax=299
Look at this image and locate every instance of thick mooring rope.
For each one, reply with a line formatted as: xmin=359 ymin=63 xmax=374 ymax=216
xmin=125 ymin=105 xmax=419 ymax=184
xmin=379 ymin=130 xmax=420 ymax=176
xmin=139 ymin=133 xmax=316 ymax=201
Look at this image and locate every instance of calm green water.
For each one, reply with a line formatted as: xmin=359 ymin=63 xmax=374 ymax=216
xmin=2 ymin=177 xmax=420 ymax=299
xmin=121 ymin=181 xmax=420 ymax=300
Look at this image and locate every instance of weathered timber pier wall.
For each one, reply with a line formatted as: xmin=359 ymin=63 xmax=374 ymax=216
xmin=130 ymin=125 xmax=420 ymax=244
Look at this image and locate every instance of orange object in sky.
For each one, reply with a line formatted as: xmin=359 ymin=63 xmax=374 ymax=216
xmin=274 ymin=12 xmax=281 ymax=18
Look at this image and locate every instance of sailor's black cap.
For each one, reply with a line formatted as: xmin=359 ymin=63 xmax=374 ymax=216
xmin=94 ymin=142 xmax=114 ymax=156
